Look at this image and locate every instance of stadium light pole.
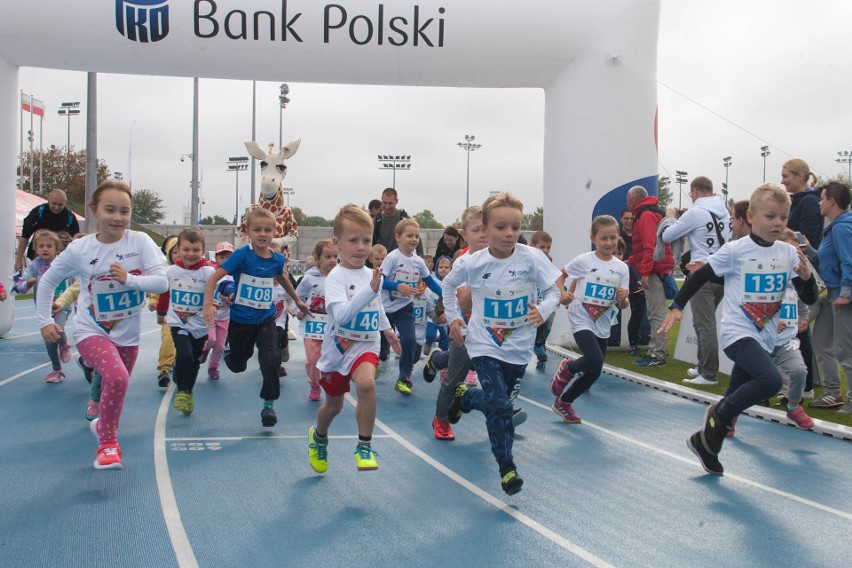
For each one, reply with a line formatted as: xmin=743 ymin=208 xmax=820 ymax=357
xmin=278 ymin=83 xmax=290 ymax=150
xmin=675 ymin=170 xmax=688 ymax=210
xmin=228 ymin=156 xmax=249 ymax=224
xmin=760 ymin=146 xmax=770 ymax=182
xmin=722 ymin=156 xmax=732 ymax=203
xmin=457 ymin=134 xmax=482 ymax=208
xmin=836 ymin=150 xmax=852 ymax=182
xmin=377 ymin=155 xmax=411 ymax=189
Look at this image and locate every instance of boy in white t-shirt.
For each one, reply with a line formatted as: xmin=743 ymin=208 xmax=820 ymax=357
xmin=660 ymin=184 xmax=818 ymax=475
xmin=309 ymin=205 xmax=401 ymax=474
xmin=443 ymin=193 xmax=562 ymax=495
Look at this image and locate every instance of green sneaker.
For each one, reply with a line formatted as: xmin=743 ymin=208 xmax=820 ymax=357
xmin=394 ymin=379 xmax=412 ymax=396
xmin=354 ymin=444 xmax=379 ymax=471
xmin=173 ymin=392 xmax=189 ymax=414
xmin=184 ymin=392 xmax=194 ymax=416
xmin=448 ymin=384 xmax=469 ymax=424
xmin=501 ymin=469 xmax=524 ymax=495
xmin=308 ymin=427 xmax=328 ymax=474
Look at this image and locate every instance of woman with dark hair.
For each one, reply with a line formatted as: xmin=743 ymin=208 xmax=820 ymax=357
xmin=433 ymin=226 xmax=464 ymax=270
xmin=620 ymin=208 xmax=647 ymax=355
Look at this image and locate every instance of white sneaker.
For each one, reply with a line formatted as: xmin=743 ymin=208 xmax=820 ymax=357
xmin=802 ymin=389 xmax=815 ymax=400
xmin=89 ymin=417 xmax=99 ymax=439
xmin=683 ymin=376 xmax=718 ymax=386
xmin=687 ymin=368 xmax=700 ymax=378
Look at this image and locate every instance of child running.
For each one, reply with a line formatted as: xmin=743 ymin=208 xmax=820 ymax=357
xmin=443 ymin=193 xmax=562 ymax=494
xmin=201 ymin=242 xmax=234 ymax=380
xmin=296 ymin=239 xmax=338 ymax=401
xmin=379 ymin=218 xmax=443 ymax=396
xmin=424 ymin=255 xmax=452 ymax=355
xmin=16 ymin=229 xmax=73 ymax=382
xmin=530 ymin=230 xmax=557 ymax=370
xmin=659 ymin=183 xmax=818 ymax=475
xmin=37 ymin=180 xmax=168 ymax=469
xmin=151 ymin=235 xmax=178 ymax=388
xmin=550 ymin=216 xmax=629 ymax=423
xmin=308 ymin=205 xmax=401 ymax=473
xmin=203 ymin=208 xmax=309 ymax=428
xmin=158 ymin=229 xmax=215 ymax=416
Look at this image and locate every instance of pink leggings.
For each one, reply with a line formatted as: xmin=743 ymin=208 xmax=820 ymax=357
xmin=303 ymin=338 xmax=322 ymax=386
xmin=77 ymin=336 xmax=138 ymax=444
xmin=207 ymin=319 xmax=229 ymax=369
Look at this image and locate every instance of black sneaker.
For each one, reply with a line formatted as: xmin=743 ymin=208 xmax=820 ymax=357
xmin=157 ymin=371 xmax=170 ymax=388
xmin=500 ymin=469 xmax=524 ymax=495
xmin=448 ymin=384 xmax=469 ymax=424
xmin=687 ymin=432 xmax=724 ymax=475
xmin=77 ymin=356 xmax=94 ymax=384
xmin=423 ymin=351 xmax=439 ymax=383
xmin=512 ymin=408 xmax=528 ymax=428
xmin=535 ymin=360 xmax=547 ymax=372
xmin=629 ymin=345 xmax=640 ymax=357
xmin=700 ymin=404 xmax=730 ymax=456
xmin=379 ymin=351 xmax=389 ymax=362
xmin=281 ymin=346 xmax=290 ymax=363
xmin=414 ymin=345 xmax=423 ymax=362
xmin=261 ymin=406 xmax=278 ymax=427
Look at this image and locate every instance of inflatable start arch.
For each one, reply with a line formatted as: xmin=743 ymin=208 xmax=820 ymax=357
xmin=0 ymin=0 xmax=661 ymax=337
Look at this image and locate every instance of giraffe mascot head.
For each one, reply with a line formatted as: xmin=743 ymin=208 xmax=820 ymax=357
xmin=237 ymin=138 xmax=301 ymax=251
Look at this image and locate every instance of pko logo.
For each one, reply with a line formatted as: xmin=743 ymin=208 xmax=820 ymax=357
xmin=116 ymin=0 xmax=169 ymax=43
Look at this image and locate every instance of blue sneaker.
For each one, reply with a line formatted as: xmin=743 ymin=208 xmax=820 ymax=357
xmin=635 ymin=355 xmax=666 ymax=367
xmin=533 ymin=345 xmax=547 ymax=362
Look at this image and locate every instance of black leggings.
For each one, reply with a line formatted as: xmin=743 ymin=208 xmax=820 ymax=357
xmin=560 ymin=329 xmax=609 ymax=403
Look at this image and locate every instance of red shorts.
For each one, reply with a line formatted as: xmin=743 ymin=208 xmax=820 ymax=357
xmin=319 ymin=352 xmax=380 ymax=397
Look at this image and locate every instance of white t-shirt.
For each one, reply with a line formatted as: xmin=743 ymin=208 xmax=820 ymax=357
xmin=273 ymin=285 xmax=289 ymax=328
xmin=442 ymin=244 xmax=562 ymax=365
xmin=165 ymin=263 xmax=215 ymax=339
xmin=317 ymin=265 xmax=391 ymax=376
xmin=380 ymin=249 xmax=432 ymax=313
xmin=707 ymin=237 xmax=800 ymax=353
xmin=212 ymin=275 xmax=233 ymax=322
xmin=564 ymin=252 xmax=629 ymax=338
xmin=296 ymin=267 xmax=330 ymax=340
xmin=36 ymin=230 xmax=168 ymax=347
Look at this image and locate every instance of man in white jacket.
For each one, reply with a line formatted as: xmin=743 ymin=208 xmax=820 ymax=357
xmin=663 ymin=176 xmax=732 ymax=385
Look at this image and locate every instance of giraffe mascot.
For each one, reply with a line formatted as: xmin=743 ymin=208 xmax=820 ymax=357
xmin=237 ymin=139 xmax=301 ymax=251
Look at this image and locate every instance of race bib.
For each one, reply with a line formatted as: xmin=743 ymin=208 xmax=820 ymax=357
xmin=479 ymin=283 xmax=534 ymax=329
xmin=413 ymin=298 xmax=427 ymax=325
xmin=169 ymin=277 xmax=206 ymax=314
xmin=91 ymin=279 xmax=145 ymax=322
xmin=779 ymin=289 xmax=798 ymax=328
xmin=300 ymin=313 xmax=328 ymax=340
xmin=235 ymin=276 xmax=273 ymax=309
xmin=336 ymin=299 xmax=380 ymax=341
xmin=741 ymin=259 xmax=789 ymax=303
xmin=212 ymin=287 xmax=223 ymax=308
xmin=581 ymin=273 xmax=618 ymax=320
xmin=391 ymin=268 xmax=419 ymax=300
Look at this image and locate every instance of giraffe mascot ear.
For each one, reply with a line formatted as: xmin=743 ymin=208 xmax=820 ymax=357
xmin=279 ymin=139 xmax=301 ymax=160
xmin=245 ymin=141 xmax=268 ymax=161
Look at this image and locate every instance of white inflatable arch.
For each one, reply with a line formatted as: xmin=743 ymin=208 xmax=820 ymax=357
xmin=0 ymin=0 xmax=660 ymax=336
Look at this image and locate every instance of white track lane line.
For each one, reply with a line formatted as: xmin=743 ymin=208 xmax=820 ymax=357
xmin=165 ymin=435 xmax=392 ymax=442
xmin=154 ymin=381 xmax=200 ymax=568
xmin=344 ymin=394 xmax=615 ymax=568
xmin=518 ymin=395 xmax=852 ymax=521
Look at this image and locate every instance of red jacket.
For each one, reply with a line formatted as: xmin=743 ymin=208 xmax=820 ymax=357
xmin=157 ymin=257 xmax=214 ymax=315
xmin=628 ymin=196 xmax=674 ymax=277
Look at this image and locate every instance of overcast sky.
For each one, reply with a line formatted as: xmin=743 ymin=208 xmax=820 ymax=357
xmin=16 ymin=0 xmax=852 ymax=225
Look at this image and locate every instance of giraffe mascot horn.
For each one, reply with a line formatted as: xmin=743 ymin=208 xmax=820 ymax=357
xmin=237 ymin=138 xmax=301 ymax=252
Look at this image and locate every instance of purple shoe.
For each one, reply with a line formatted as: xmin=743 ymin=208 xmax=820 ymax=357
xmin=551 ymin=397 xmax=581 ymax=424
xmin=550 ymin=358 xmax=574 ymax=396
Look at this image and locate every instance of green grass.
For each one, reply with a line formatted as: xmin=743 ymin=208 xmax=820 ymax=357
xmin=602 ymin=321 xmax=851 ymax=428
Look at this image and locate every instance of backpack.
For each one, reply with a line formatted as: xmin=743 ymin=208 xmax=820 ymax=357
xmin=37 ymin=204 xmax=75 ymax=229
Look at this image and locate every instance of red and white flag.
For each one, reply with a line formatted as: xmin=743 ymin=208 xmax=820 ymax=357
xmin=21 ymin=93 xmax=45 ymax=117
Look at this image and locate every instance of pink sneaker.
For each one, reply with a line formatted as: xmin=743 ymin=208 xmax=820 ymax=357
xmin=438 ymin=369 xmax=448 ymax=383
xmin=787 ymin=406 xmax=815 ymax=430
xmin=59 ymin=343 xmax=72 ymax=363
xmin=309 ymin=385 xmax=321 ymax=401
xmin=44 ymin=370 xmax=64 ymax=383
xmin=465 ymin=370 xmax=478 ymax=386
xmin=85 ymin=401 xmax=100 ymax=421
xmin=551 ymin=397 xmax=581 ymax=423
xmin=94 ymin=442 xmax=123 ymax=470
xmin=208 ymin=367 xmax=220 ymax=380
xmin=726 ymin=416 xmax=738 ymax=438
xmin=550 ymin=357 xmax=575 ymax=396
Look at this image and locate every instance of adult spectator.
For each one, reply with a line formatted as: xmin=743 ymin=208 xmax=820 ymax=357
xmin=372 ymin=187 xmax=422 ymax=255
xmin=811 ymin=181 xmax=852 ymax=413
xmin=433 ymin=226 xmax=463 ymax=269
xmin=730 ymin=200 xmax=750 ymax=239
xmin=626 ymin=185 xmax=674 ymax=367
xmin=781 ymin=158 xmax=823 ymax=248
xmin=621 ymin=208 xmax=647 ymax=355
xmin=15 ymin=188 xmax=80 ymax=271
xmin=368 ymin=199 xmax=382 ymax=218
xmin=661 ymin=176 xmax=731 ymax=385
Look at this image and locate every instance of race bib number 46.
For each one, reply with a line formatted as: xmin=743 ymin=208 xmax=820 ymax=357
xmin=479 ymin=283 xmax=533 ymax=329
xmin=235 ymin=276 xmax=273 ymax=309
xmin=91 ymin=280 xmax=145 ymax=322
xmin=336 ymin=300 xmax=380 ymax=341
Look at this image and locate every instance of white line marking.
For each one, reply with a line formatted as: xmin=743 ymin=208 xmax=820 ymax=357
xmin=165 ymin=435 xmax=392 ymax=442
xmin=2 ymin=331 xmax=52 ymax=340
xmin=15 ymin=316 xmax=37 ymax=320
xmin=344 ymin=394 xmax=614 ymax=568
xmin=154 ymin=382 xmax=200 ymax=568
xmin=518 ymin=395 xmax=852 ymax=521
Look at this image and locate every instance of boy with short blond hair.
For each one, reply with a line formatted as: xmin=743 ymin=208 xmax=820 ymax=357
xmin=530 ymin=230 xmax=557 ymax=369
xmin=309 ymin=204 xmax=401 ymax=473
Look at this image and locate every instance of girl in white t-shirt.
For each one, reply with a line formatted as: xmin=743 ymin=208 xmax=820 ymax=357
xmin=37 ymin=181 xmax=168 ymax=470
xmin=550 ymin=216 xmax=629 ymax=424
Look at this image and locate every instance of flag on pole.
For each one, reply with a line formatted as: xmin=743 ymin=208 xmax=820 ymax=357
xmin=21 ymin=93 xmax=45 ymax=117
